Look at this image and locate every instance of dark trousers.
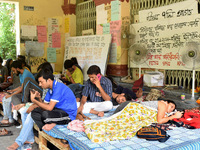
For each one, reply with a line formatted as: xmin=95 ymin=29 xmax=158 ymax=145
xmin=31 ymin=107 xmax=71 ymax=130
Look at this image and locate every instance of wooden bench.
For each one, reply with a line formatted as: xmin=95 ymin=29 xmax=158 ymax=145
xmin=34 ymin=124 xmax=70 ymax=150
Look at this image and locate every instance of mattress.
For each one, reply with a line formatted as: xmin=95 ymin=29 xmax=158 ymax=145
xmin=44 ymin=110 xmax=200 ymax=150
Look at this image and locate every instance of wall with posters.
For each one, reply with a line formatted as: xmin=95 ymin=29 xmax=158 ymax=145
xmin=96 ymin=0 xmax=130 ymax=76
xmin=130 ymin=0 xmax=199 ymax=71
xmin=6 ymin=0 xmax=76 ymax=73
xmin=64 ymin=34 xmax=112 ymax=81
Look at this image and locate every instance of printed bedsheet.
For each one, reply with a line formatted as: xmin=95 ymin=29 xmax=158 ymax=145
xmin=44 ymin=110 xmax=200 ymax=150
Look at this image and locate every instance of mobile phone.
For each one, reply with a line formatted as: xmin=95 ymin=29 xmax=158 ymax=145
xmin=97 ymin=74 xmax=102 ymax=81
xmin=3 ymin=90 xmax=11 ymax=95
xmin=29 ymin=88 xmax=35 ymax=94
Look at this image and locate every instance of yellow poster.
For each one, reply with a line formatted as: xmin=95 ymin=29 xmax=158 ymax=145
xmin=65 ymin=17 xmax=70 ymax=33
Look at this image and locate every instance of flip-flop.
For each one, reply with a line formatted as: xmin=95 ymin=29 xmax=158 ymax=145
xmin=0 ymin=128 xmax=13 ymax=136
xmin=0 ymin=122 xmax=13 ymax=127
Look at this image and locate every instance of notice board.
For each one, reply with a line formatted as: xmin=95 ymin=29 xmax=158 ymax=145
xmin=64 ymin=34 xmax=111 ymax=81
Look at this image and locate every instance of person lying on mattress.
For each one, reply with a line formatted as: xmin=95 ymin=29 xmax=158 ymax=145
xmin=113 ymin=100 xmax=183 ymax=124
xmin=77 ymin=65 xmax=113 ymax=117
xmin=84 ymin=100 xmax=184 ymax=143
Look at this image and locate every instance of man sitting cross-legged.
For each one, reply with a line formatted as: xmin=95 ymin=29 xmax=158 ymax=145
xmin=31 ymin=69 xmax=77 ymax=131
xmin=77 ymin=65 xmax=113 ymax=117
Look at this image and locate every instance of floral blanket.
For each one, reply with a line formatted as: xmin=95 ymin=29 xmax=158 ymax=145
xmin=84 ymin=102 xmax=158 ymax=143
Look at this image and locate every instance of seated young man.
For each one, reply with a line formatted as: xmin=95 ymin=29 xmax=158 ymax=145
xmin=1 ymin=60 xmax=35 ymax=125
xmin=77 ymin=65 xmax=113 ymax=117
xmin=31 ymin=69 xmax=77 ymax=131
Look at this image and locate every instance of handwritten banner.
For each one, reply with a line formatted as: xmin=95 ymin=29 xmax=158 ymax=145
xmin=64 ymin=34 xmax=111 ymax=80
xmin=139 ymin=0 xmax=198 ymax=22
xmin=131 ymin=14 xmax=200 ymax=70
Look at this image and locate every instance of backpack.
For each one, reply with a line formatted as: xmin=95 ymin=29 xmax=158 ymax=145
xmin=136 ymin=125 xmax=170 ymax=142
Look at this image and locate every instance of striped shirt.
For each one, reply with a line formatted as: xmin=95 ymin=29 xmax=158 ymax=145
xmin=82 ymin=76 xmax=112 ymax=102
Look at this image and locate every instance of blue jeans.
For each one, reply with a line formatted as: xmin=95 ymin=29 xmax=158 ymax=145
xmin=2 ymin=96 xmax=14 ymax=123
xmin=16 ymin=106 xmax=34 ymax=147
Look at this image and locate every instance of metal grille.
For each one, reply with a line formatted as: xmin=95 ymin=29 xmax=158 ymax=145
xmin=76 ymin=0 xmax=96 ymax=36
xmin=130 ymin=0 xmax=200 ymax=89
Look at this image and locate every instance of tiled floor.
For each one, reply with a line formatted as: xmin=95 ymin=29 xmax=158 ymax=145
xmin=0 ymin=115 xmax=38 ymax=150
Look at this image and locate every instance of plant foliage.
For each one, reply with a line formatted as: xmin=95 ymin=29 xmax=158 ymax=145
xmin=0 ymin=2 xmax=16 ymax=60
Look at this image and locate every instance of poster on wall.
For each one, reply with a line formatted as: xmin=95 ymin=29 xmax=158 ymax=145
xmin=47 ymin=47 xmax=57 ymax=62
xmin=37 ymin=26 xmax=47 ymax=43
xmin=64 ymin=34 xmax=111 ymax=81
xmin=48 ymin=18 xmax=59 ymax=47
xmin=130 ymin=14 xmax=200 ymax=70
xmin=139 ymin=0 xmax=198 ymax=22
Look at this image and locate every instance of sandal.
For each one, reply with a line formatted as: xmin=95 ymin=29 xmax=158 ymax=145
xmin=0 ymin=122 xmax=14 ymax=127
xmin=0 ymin=128 xmax=13 ymax=136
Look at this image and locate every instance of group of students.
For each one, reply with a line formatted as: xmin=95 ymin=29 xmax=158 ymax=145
xmin=0 ymin=56 xmax=184 ymax=150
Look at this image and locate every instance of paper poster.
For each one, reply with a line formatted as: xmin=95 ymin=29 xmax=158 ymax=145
xmin=96 ymin=4 xmax=107 ymax=24
xmin=139 ymin=0 xmax=198 ymax=22
xmin=25 ymin=41 xmax=44 ymax=57
xmin=65 ymin=17 xmax=70 ymax=33
xmin=47 ymin=47 xmax=57 ymax=62
xmin=37 ymin=26 xmax=47 ymax=42
xmin=52 ymin=32 xmax=61 ymax=48
xmin=103 ymin=23 xmax=110 ymax=34
xmin=110 ymin=20 xmax=121 ymax=46
xmin=21 ymin=25 xmax=37 ymax=37
xmin=111 ymin=0 xmax=120 ymax=21
xmin=96 ymin=25 xmax=103 ymax=35
xmin=109 ymin=43 xmax=117 ymax=63
xmin=48 ymin=18 xmax=59 ymax=47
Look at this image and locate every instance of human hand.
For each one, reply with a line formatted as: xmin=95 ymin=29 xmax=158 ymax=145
xmin=26 ymin=104 xmax=38 ymax=113
xmin=93 ymin=76 xmax=101 ymax=88
xmin=30 ymin=90 xmax=40 ymax=103
xmin=174 ymin=111 xmax=183 ymax=118
xmin=5 ymin=94 xmax=12 ymax=99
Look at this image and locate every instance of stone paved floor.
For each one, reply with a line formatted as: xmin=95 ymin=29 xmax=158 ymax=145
xmin=0 ymin=115 xmax=39 ymax=150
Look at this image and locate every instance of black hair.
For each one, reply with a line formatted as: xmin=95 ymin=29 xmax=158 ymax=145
xmin=0 ymin=57 xmax=3 ymax=63
xmin=37 ymin=69 xmax=54 ymax=81
xmin=64 ymin=59 xmax=73 ymax=69
xmin=37 ymin=62 xmax=53 ymax=73
xmin=106 ymin=75 xmax=118 ymax=90
xmin=164 ymin=100 xmax=177 ymax=110
xmin=5 ymin=59 xmax=13 ymax=76
xmin=11 ymin=60 xmax=23 ymax=69
xmin=71 ymin=57 xmax=78 ymax=65
xmin=87 ymin=65 xmax=101 ymax=75
xmin=124 ymin=93 xmax=133 ymax=101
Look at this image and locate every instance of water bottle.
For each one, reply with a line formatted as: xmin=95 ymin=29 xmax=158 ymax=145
xmin=181 ymin=93 xmax=185 ymax=101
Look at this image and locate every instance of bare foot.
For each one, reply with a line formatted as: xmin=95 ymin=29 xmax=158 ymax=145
xmin=1 ymin=119 xmax=9 ymax=124
xmin=24 ymin=141 xmax=34 ymax=144
xmin=7 ymin=142 xmax=19 ymax=150
xmin=98 ymin=112 xmax=104 ymax=117
xmin=42 ymin=123 xmax=56 ymax=131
